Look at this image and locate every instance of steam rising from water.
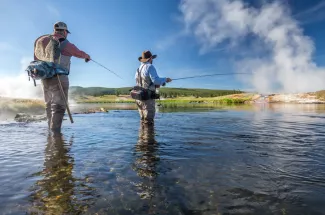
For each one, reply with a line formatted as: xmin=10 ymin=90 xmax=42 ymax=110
xmin=0 ymin=57 xmax=42 ymax=99
xmin=180 ymin=0 xmax=325 ymax=93
xmin=1 ymin=1 xmax=324 ymax=96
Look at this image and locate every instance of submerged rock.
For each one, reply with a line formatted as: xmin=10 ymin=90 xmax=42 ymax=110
xmin=73 ymin=107 xmax=109 ymax=115
xmin=100 ymin=107 xmax=108 ymax=112
xmin=14 ymin=113 xmax=47 ymax=123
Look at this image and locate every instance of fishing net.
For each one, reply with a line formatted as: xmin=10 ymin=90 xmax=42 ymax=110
xmin=34 ymin=35 xmax=61 ymax=63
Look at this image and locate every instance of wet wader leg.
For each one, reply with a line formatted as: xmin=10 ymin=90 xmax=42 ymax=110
xmin=137 ymin=99 xmax=155 ymax=125
xmin=136 ymin=100 xmax=145 ymax=122
xmin=144 ymin=99 xmax=155 ymax=125
xmin=41 ymin=80 xmax=52 ymax=128
xmin=50 ymin=76 xmax=69 ymax=133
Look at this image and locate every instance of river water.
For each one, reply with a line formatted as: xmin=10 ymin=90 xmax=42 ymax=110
xmin=1 ymin=103 xmax=325 ymax=214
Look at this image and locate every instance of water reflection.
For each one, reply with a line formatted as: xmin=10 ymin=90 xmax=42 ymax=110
xmin=133 ymin=123 xmax=158 ymax=190
xmin=29 ymin=134 xmax=96 ymax=214
xmin=132 ymin=123 xmax=159 ymax=213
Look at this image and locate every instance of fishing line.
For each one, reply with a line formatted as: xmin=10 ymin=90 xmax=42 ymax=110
xmin=90 ymin=59 xmax=123 ymax=80
xmin=56 ymin=43 xmax=124 ymax=80
xmin=172 ymin=72 xmax=252 ymax=81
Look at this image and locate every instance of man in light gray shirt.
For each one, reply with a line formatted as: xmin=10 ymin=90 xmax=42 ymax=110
xmin=135 ymin=50 xmax=172 ymax=124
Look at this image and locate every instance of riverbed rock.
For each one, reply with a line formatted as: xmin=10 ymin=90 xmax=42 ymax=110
xmin=100 ymin=107 xmax=109 ymax=112
xmin=14 ymin=113 xmax=47 ymax=123
xmin=73 ymin=107 xmax=109 ymax=114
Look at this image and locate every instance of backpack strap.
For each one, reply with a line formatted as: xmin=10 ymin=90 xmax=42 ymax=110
xmin=137 ymin=64 xmax=145 ymax=87
xmin=56 ymin=38 xmax=69 ymax=66
xmin=58 ymin=38 xmax=68 ymax=52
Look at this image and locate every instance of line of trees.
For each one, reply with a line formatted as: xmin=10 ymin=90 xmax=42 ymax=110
xmin=70 ymin=86 xmax=244 ymax=98
xmin=159 ymin=89 xmax=243 ymax=98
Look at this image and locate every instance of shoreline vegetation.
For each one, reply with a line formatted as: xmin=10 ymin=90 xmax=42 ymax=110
xmin=1 ymin=87 xmax=325 ymax=115
xmin=73 ymin=94 xmax=253 ymax=107
xmin=68 ymin=86 xmax=325 ymax=105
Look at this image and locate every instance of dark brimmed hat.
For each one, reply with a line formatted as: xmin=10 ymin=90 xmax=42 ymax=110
xmin=138 ymin=50 xmax=157 ymax=62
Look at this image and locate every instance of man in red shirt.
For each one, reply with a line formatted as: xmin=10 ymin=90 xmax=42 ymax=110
xmin=34 ymin=21 xmax=90 ymax=133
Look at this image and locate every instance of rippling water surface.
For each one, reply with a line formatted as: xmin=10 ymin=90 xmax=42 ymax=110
xmin=1 ymin=104 xmax=325 ymax=215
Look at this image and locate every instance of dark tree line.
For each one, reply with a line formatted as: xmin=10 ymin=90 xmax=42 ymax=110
xmin=69 ymin=86 xmax=243 ymax=98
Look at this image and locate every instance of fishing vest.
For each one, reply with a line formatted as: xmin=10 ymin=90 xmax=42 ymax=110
xmin=34 ymin=34 xmax=71 ymax=71
xmin=130 ymin=64 xmax=159 ymax=100
xmin=136 ymin=64 xmax=156 ymax=91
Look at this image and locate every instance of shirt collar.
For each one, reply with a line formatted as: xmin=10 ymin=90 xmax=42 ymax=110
xmin=141 ymin=62 xmax=151 ymax=65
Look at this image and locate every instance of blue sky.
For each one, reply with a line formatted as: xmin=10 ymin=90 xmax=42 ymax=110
xmin=1 ymin=0 xmax=325 ymax=90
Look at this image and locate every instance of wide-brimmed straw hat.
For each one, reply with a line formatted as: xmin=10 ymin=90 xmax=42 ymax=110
xmin=138 ymin=50 xmax=157 ymax=62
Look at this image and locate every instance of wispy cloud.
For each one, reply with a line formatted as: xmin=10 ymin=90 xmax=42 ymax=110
xmin=0 ymin=42 xmax=24 ymax=54
xmin=293 ymin=1 xmax=325 ymax=25
xmin=0 ymin=42 xmax=12 ymax=51
xmin=179 ymin=0 xmax=325 ymax=93
xmin=155 ymin=11 xmax=189 ymax=51
xmin=46 ymin=5 xmax=61 ymax=19
xmin=156 ymin=31 xmax=188 ymax=51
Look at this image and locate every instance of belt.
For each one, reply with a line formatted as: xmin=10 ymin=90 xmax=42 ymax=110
xmin=53 ymin=74 xmax=67 ymax=77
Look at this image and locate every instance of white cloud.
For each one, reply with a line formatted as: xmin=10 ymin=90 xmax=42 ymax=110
xmin=179 ymin=0 xmax=325 ymax=93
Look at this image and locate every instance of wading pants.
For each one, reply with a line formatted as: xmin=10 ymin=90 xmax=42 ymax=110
xmin=41 ymin=75 xmax=69 ymax=133
xmin=135 ymin=99 xmax=155 ymax=125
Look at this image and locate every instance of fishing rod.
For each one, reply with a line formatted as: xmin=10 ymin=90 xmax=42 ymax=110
xmin=172 ymin=72 xmax=252 ymax=81
xmin=57 ymin=75 xmax=74 ymax=123
xmin=60 ymin=46 xmax=122 ymax=79
xmin=55 ymin=58 xmax=122 ymax=124
xmin=90 ymin=59 xmax=123 ymax=79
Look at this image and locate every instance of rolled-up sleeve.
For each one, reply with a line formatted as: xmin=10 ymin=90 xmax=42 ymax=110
xmin=148 ymin=65 xmax=166 ymax=85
